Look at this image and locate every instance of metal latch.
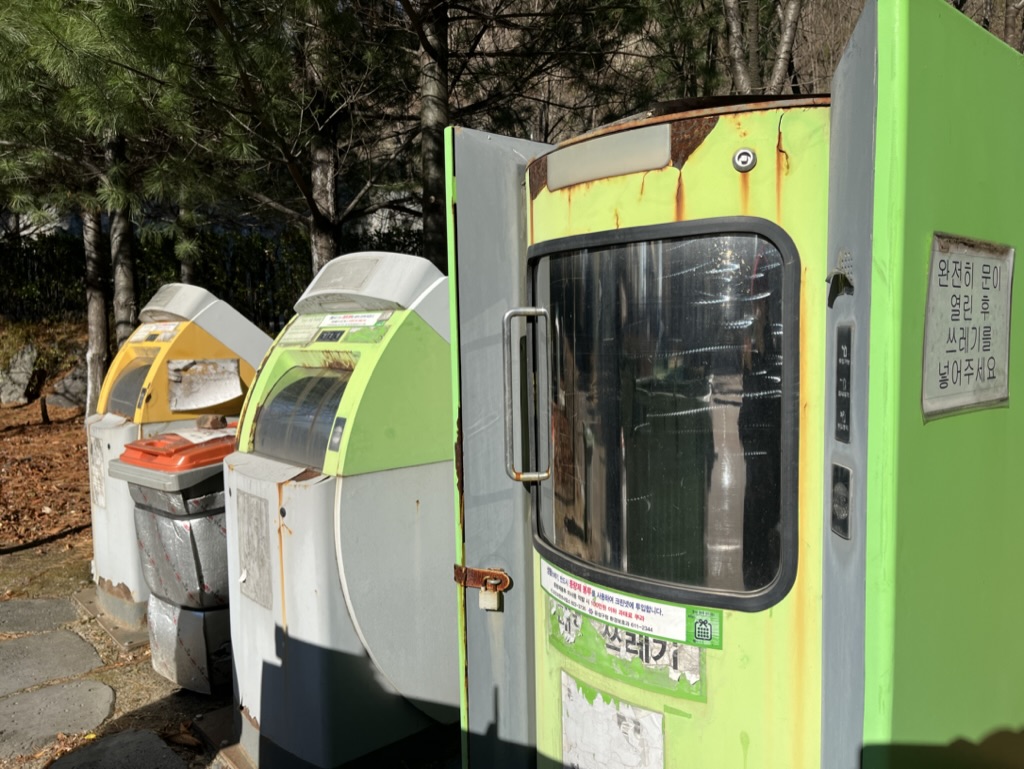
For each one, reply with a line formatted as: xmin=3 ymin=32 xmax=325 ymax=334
xmin=453 ymin=565 xmax=512 ymax=612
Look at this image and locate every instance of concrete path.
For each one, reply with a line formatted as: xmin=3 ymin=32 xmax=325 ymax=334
xmin=0 ymin=680 xmax=115 ymax=760
xmin=51 ymin=729 xmax=186 ymax=769
xmin=0 ymin=598 xmax=116 ymax=761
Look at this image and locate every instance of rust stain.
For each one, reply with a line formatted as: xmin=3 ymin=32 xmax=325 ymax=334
xmin=292 ymin=469 xmax=320 ymax=482
xmin=241 ymin=403 xmax=263 ymax=451
xmin=321 ymin=350 xmax=357 ymax=370
xmin=776 ymin=119 xmax=791 ymax=224
xmin=529 ymin=197 xmax=534 ymax=246
xmin=614 ymin=210 xmax=620 ymax=229
xmin=97 ymin=577 xmax=135 ymax=603
xmin=529 ymin=156 xmax=549 ymax=200
xmin=675 ymin=175 xmax=686 ymax=221
xmin=454 ymin=410 xmax=465 ymax=532
xmin=670 ymin=117 xmax=719 ymax=169
xmin=276 ymin=482 xmax=289 ymax=631
xmin=739 ymin=172 xmax=750 ymax=215
xmin=453 ymin=565 xmax=512 ymax=593
xmin=553 ymin=96 xmax=829 ymax=150
xmin=241 ymin=705 xmax=260 ymax=729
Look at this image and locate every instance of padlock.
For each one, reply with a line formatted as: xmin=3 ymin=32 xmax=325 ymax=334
xmin=479 ymin=588 xmax=502 ymax=612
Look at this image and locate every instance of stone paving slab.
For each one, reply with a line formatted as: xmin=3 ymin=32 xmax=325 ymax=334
xmin=0 ymin=680 xmax=114 ymax=759
xmin=50 ymin=729 xmax=187 ymax=769
xmin=0 ymin=597 xmax=79 ymax=634
xmin=0 ymin=630 xmax=102 ymax=697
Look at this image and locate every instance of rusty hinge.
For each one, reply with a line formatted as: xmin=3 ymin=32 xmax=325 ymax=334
xmin=453 ymin=565 xmax=512 ymax=612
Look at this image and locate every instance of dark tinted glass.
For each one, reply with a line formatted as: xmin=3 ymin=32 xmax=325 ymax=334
xmin=106 ymin=357 xmax=155 ymax=418
xmin=253 ymin=368 xmax=351 ymax=471
xmin=542 ymin=234 xmax=785 ymax=591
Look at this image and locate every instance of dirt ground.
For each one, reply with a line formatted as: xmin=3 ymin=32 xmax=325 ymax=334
xmin=0 ymin=402 xmax=230 ymax=768
xmin=0 ymin=402 xmax=91 ymax=550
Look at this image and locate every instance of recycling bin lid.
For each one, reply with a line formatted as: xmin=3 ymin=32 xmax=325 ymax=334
xmin=108 ymin=428 xmax=236 ymax=492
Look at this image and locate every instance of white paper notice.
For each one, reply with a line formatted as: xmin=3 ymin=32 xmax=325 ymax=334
xmin=541 ymin=559 xmax=688 ymax=642
xmin=922 ymin=233 xmax=1014 ymax=417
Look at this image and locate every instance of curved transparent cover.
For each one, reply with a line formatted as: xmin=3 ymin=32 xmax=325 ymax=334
xmin=252 ymin=367 xmax=352 ymax=471
xmin=540 ymin=233 xmax=786 ymax=592
xmin=106 ymin=354 xmax=157 ymax=418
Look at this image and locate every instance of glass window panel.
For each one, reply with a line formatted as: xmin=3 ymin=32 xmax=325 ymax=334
xmin=106 ymin=355 xmax=157 ymax=418
xmin=540 ymin=234 xmax=787 ymax=592
xmin=253 ymin=367 xmax=352 ymax=471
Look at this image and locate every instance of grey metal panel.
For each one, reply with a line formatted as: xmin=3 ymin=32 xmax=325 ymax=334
xmin=822 ymin=3 xmax=877 ymax=767
xmin=140 ymin=283 xmax=217 ymax=323
xmin=224 ymin=451 xmax=432 ymax=767
xmin=294 ymin=251 xmax=443 ymax=315
xmin=190 ymin=299 xmax=272 ymax=372
xmin=451 ymin=127 xmax=552 ymax=766
xmin=336 ymin=462 xmax=459 ymax=721
xmin=109 ymin=457 xmax=222 ymax=493
xmin=546 ymin=123 xmax=670 ymax=191
xmin=408 ymin=277 xmax=451 ymax=344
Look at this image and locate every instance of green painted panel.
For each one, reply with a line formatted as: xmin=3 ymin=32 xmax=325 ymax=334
xmin=235 ymin=309 xmax=451 ymax=476
xmin=866 ymin=0 xmax=1024 ymax=747
xmin=339 ymin=311 xmax=452 ymax=476
xmin=532 ymin=105 xmax=829 ymax=769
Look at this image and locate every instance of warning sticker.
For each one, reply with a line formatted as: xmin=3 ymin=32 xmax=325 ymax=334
xmin=922 ymin=233 xmax=1014 ymax=418
xmin=541 ymin=559 xmax=722 ymax=648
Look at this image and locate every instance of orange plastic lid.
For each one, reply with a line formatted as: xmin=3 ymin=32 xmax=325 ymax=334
xmin=119 ymin=427 xmax=236 ymax=471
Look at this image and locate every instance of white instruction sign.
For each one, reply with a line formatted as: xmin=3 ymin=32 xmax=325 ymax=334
xmin=129 ymin=322 xmax=180 ymax=343
xmin=321 ymin=312 xmax=383 ymax=328
xmin=541 ymin=559 xmax=689 ymax=642
xmin=922 ymin=234 xmax=1014 ymax=418
xmin=278 ymin=315 xmax=323 ymax=347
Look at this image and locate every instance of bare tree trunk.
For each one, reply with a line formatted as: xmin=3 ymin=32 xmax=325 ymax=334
xmin=106 ymin=135 xmax=136 ymax=348
xmin=309 ymin=134 xmax=337 ymax=274
xmin=420 ymin=0 xmax=449 ymax=273
xmin=746 ymin=0 xmax=762 ymax=91
xmin=724 ymin=0 xmax=802 ymax=95
xmin=766 ymin=1 xmax=803 ymax=94
xmin=306 ymin=2 xmax=338 ymax=274
xmin=724 ymin=0 xmax=755 ymax=93
xmin=110 ymin=207 xmax=136 ymax=347
xmin=83 ymin=209 xmax=108 ymax=417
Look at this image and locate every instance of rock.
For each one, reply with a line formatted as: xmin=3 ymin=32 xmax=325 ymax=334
xmin=0 ymin=680 xmax=115 ymax=761
xmin=49 ymin=729 xmax=188 ymax=769
xmin=0 ymin=343 xmax=39 ymax=406
xmin=48 ymin=357 xmax=88 ymax=409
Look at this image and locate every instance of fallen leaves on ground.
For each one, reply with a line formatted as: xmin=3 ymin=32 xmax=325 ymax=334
xmin=0 ymin=403 xmax=90 ymax=548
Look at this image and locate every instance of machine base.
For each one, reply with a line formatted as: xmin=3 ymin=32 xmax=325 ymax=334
xmin=73 ymin=585 xmax=149 ymax=650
